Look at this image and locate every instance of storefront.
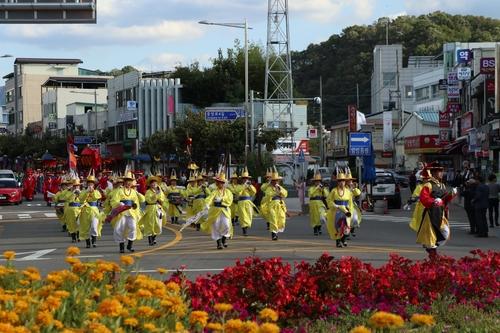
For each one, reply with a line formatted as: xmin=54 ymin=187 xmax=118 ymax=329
xmin=404 ymin=135 xmax=449 ymax=168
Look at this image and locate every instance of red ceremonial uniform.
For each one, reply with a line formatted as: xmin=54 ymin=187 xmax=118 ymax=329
xmin=22 ymin=171 xmax=36 ymax=201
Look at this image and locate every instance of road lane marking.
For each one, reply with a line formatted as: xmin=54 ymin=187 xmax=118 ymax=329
xmin=44 ymin=213 xmax=57 ymax=218
xmin=133 ymin=226 xmax=183 ymax=257
xmin=0 ymin=249 xmax=57 ymax=262
xmin=18 ymin=214 xmax=32 ymax=219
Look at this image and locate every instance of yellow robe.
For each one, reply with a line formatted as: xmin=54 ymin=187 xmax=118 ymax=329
xmin=350 ymin=187 xmax=363 ymax=227
xmin=53 ymin=189 xmax=72 ymax=223
xmin=102 ymin=187 xmax=118 ymax=216
xmin=308 ymin=185 xmax=328 ymax=228
xmin=64 ymin=191 xmax=81 ymax=234
xmin=326 ymin=187 xmax=354 ymax=240
xmin=164 ymin=185 xmax=183 ymax=218
xmin=237 ymin=183 xmax=257 ymax=229
xmin=201 ymin=187 xmax=233 ymax=236
xmin=110 ymin=187 xmax=145 ymax=240
xmin=409 ymin=183 xmax=425 ymax=232
xmin=139 ymin=188 xmax=166 ymax=236
xmin=228 ymin=183 xmax=240 ymax=219
xmin=183 ymin=184 xmax=197 ymax=219
xmin=259 ymin=182 xmax=271 ymax=222
xmin=264 ymin=184 xmax=288 ymax=233
xmin=78 ymin=189 xmax=102 ymax=240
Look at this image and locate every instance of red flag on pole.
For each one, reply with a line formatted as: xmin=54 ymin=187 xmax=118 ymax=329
xmin=67 ymin=135 xmax=77 ymax=170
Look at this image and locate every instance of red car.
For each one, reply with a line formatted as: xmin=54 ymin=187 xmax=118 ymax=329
xmin=0 ymin=178 xmax=23 ymax=205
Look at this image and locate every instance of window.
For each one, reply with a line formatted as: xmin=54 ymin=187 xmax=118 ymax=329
xmin=17 ymin=86 xmax=22 ymax=98
xmin=415 ymin=87 xmax=429 ymax=101
xmin=405 ymin=86 xmax=413 ymax=99
xmin=5 ymin=90 xmax=13 ymax=103
xmin=431 ymin=84 xmax=440 ymax=98
xmin=383 ymin=72 xmax=396 ymax=87
xmin=383 ymin=101 xmax=396 ymax=110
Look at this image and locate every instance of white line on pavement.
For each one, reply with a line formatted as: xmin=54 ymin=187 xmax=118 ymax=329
xmin=44 ymin=213 xmax=57 ymax=218
xmin=18 ymin=214 xmax=32 ymax=219
xmin=0 ymin=215 xmax=2 ymax=220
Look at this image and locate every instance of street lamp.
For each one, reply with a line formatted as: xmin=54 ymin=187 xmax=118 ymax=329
xmin=199 ymin=19 xmax=252 ymax=163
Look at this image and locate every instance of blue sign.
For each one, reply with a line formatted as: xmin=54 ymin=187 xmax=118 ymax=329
xmin=349 ymin=132 xmax=371 ymax=157
xmin=205 ymin=107 xmax=245 ymax=121
xmin=457 ymin=49 xmax=472 ymax=63
xmin=297 ymin=149 xmax=305 ymax=163
xmin=74 ymin=136 xmax=93 ymax=145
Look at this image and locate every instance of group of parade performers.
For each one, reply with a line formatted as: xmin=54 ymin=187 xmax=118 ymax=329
xmin=49 ymin=160 xmax=454 ymax=258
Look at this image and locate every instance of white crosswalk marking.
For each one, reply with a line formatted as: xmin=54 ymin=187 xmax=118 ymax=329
xmin=18 ymin=214 xmax=32 ymax=219
xmin=0 ymin=215 xmax=2 ymax=220
xmin=44 ymin=213 xmax=57 ymax=218
xmin=363 ymin=214 xmax=469 ymax=230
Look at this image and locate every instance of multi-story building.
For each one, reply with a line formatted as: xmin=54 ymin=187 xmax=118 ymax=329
xmin=106 ymin=71 xmax=182 ymax=159
xmin=2 ymin=58 xmax=82 ymax=134
xmin=0 ymin=85 xmax=7 ymax=131
xmin=41 ymin=76 xmax=110 ymax=136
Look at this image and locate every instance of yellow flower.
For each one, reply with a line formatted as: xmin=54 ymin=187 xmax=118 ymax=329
xmin=97 ymin=298 xmax=123 ymax=317
xmin=36 ymin=310 xmax=53 ymax=327
xmin=214 ymin=303 xmax=233 ymax=312
xmin=71 ymin=263 xmax=87 ymax=274
xmin=87 ymin=322 xmax=112 ymax=333
xmin=53 ymin=290 xmax=70 ymax=298
xmin=368 ymin=311 xmax=405 ymax=329
xmin=53 ymin=320 xmax=64 ymax=329
xmin=143 ymin=322 xmax=157 ymax=332
xmin=4 ymin=311 xmax=19 ymax=324
xmin=13 ymin=326 xmax=30 ymax=333
xmin=225 ymin=319 xmax=244 ymax=333
xmin=136 ymin=288 xmax=153 ymax=298
xmin=160 ymin=295 xmax=187 ymax=316
xmin=157 ymin=268 xmax=168 ymax=274
xmin=189 ymin=310 xmax=209 ymax=327
xmin=175 ymin=321 xmax=185 ymax=332
xmin=14 ymin=300 xmax=29 ymax=313
xmin=0 ymin=323 xmax=15 ymax=332
xmin=22 ymin=267 xmax=41 ymax=281
xmin=350 ymin=326 xmax=372 ymax=333
xmin=410 ymin=314 xmax=435 ymax=326
xmin=242 ymin=321 xmax=259 ymax=333
xmin=3 ymin=251 xmax=15 ymax=260
xmin=40 ymin=296 xmax=62 ymax=311
xmin=65 ymin=257 xmax=81 ymax=266
xmin=97 ymin=262 xmax=116 ymax=273
xmin=258 ymin=323 xmax=280 ymax=333
xmin=124 ymin=318 xmax=139 ymax=327
xmin=88 ymin=312 xmax=100 ymax=320
xmin=259 ymin=308 xmax=279 ymax=322
xmin=206 ymin=322 xmax=224 ymax=332
xmin=137 ymin=306 xmax=155 ymax=317
xmin=89 ymin=271 xmax=105 ymax=282
xmin=120 ymin=255 xmax=134 ymax=266
xmin=66 ymin=246 xmax=80 ymax=257
xmin=165 ymin=281 xmax=181 ymax=294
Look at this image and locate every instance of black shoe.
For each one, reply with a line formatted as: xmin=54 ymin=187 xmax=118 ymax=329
xmin=216 ymin=239 xmax=223 ymax=250
xmin=222 ymin=236 xmax=228 ymax=248
xmin=196 ymin=223 xmax=201 ymax=231
xmin=126 ymin=240 xmax=135 ymax=252
xmin=152 ymin=235 xmax=157 ymax=245
xmin=85 ymin=239 xmax=91 ymax=248
xmin=148 ymin=236 xmax=153 ymax=246
xmin=91 ymin=236 xmax=97 ymax=248
xmin=318 ymin=226 xmax=322 ymax=235
xmin=71 ymin=233 xmax=77 ymax=243
xmin=242 ymin=227 xmax=248 ymax=236
xmin=336 ymin=240 xmax=343 ymax=248
xmin=271 ymin=232 xmax=278 ymax=241
xmin=341 ymin=236 xmax=347 ymax=247
xmin=496 ymin=223 xmax=500 ymax=227
xmin=119 ymin=242 xmax=125 ymax=253
xmin=62 ymin=225 xmax=67 ymax=232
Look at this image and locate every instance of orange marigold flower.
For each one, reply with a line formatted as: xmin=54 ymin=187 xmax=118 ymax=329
xmin=97 ymin=298 xmax=123 ymax=317
xmin=53 ymin=320 xmax=64 ymax=329
xmin=36 ymin=310 xmax=53 ymax=327
xmin=242 ymin=321 xmax=259 ymax=333
xmin=41 ymin=296 xmax=62 ymax=311
xmin=71 ymin=263 xmax=87 ymax=274
xmin=136 ymin=289 xmax=153 ymax=298
xmin=53 ymin=290 xmax=70 ymax=298
xmin=89 ymin=271 xmax=105 ymax=282
xmin=368 ymin=311 xmax=405 ymax=329
xmin=13 ymin=325 xmax=30 ymax=333
xmin=206 ymin=322 xmax=223 ymax=332
xmin=22 ymin=267 xmax=41 ymax=281
xmin=259 ymin=308 xmax=279 ymax=322
xmin=87 ymin=322 xmax=112 ymax=333
xmin=5 ymin=311 xmax=19 ymax=324
xmin=175 ymin=322 xmax=185 ymax=332
xmin=189 ymin=310 xmax=209 ymax=327
xmin=3 ymin=251 xmax=15 ymax=261
xmin=225 ymin=319 xmax=244 ymax=333
xmin=259 ymin=323 xmax=280 ymax=333
xmin=124 ymin=318 xmax=139 ymax=327
xmin=120 ymin=255 xmax=134 ymax=266
xmin=14 ymin=300 xmax=29 ymax=312
xmin=0 ymin=323 xmax=15 ymax=332
xmin=410 ymin=314 xmax=435 ymax=326
xmin=97 ymin=262 xmax=115 ymax=273
xmin=157 ymin=268 xmax=168 ymax=275
xmin=143 ymin=322 xmax=157 ymax=332
xmin=165 ymin=281 xmax=180 ymax=294
xmin=214 ymin=303 xmax=233 ymax=313
xmin=88 ymin=312 xmax=100 ymax=320
xmin=65 ymin=257 xmax=81 ymax=266
xmin=350 ymin=326 xmax=372 ymax=333
xmin=137 ymin=306 xmax=155 ymax=317
xmin=66 ymin=247 xmax=80 ymax=257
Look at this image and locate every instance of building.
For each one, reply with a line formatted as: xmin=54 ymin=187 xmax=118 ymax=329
xmin=371 ymin=45 xmax=442 ymax=116
xmin=0 ymin=85 xmax=7 ymax=130
xmin=3 ymin=58 xmax=82 ymax=134
xmin=106 ymin=71 xmax=182 ymax=160
xmin=41 ymin=76 xmax=110 ymax=136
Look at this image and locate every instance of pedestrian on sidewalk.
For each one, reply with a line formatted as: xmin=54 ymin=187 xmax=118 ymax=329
xmin=487 ymin=174 xmax=500 ymax=228
xmin=462 ymin=166 xmax=478 ymax=234
xmin=473 ymin=175 xmax=489 ymax=238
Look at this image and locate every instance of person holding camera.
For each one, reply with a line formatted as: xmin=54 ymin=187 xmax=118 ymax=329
xmin=326 ymin=169 xmax=354 ymax=248
xmin=308 ymin=171 xmax=328 ymax=236
xmin=237 ymin=167 xmax=257 ymax=236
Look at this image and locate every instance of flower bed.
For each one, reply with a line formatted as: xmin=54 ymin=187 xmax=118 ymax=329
xmin=0 ymin=249 xmax=498 ymax=332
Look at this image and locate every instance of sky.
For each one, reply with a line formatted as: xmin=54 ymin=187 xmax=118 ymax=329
xmin=1 ymin=0 xmax=500 ymax=78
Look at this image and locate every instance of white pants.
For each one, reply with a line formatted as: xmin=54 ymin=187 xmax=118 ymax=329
xmin=113 ymin=215 xmax=137 ymax=243
xmin=90 ymin=217 xmax=99 ymax=237
xmin=211 ymin=214 xmax=231 ymax=241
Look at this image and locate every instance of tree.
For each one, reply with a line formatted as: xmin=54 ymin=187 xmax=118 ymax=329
xmin=256 ymin=129 xmax=284 ymax=152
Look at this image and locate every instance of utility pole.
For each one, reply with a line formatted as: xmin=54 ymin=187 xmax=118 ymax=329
xmin=386 ymin=18 xmax=389 ymax=45
xmin=356 ymin=83 xmax=360 ymax=108
xmin=250 ymin=90 xmax=255 ymax=152
xmin=319 ymin=76 xmax=324 ymax=166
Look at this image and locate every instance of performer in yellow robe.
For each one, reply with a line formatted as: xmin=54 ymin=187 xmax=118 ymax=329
xmin=263 ymin=169 xmax=288 ymax=240
xmin=308 ymin=172 xmax=328 ymax=236
xmin=103 ymin=176 xmax=123 ymax=216
xmin=64 ymin=178 xmax=82 ymax=243
xmin=78 ymin=171 xmax=102 ymax=248
xmin=346 ymin=171 xmax=362 ymax=237
xmin=237 ymin=167 xmax=257 ymax=236
xmin=139 ymin=176 xmax=166 ymax=246
xmin=193 ymin=171 xmax=210 ymax=231
xmin=164 ymin=170 xmax=183 ymax=224
xmin=259 ymin=168 xmax=273 ymax=230
xmin=110 ymin=171 xmax=145 ymax=253
xmin=201 ymin=171 xmax=233 ymax=249
xmin=183 ymin=172 xmax=198 ymax=221
xmin=53 ymin=178 xmax=72 ymax=231
xmin=407 ymin=173 xmax=429 ymax=232
xmin=228 ymin=172 xmax=240 ymax=225
xmin=326 ymin=170 xmax=354 ymax=248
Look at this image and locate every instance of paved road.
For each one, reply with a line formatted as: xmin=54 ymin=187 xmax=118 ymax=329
xmin=0 ymin=194 xmax=498 ymax=279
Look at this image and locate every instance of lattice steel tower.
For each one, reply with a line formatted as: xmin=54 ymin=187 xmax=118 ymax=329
xmin=264 ymin=0 xmax=295 ymax=156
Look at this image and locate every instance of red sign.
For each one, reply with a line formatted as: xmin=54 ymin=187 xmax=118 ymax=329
xmin=461 ymin=112 xmax=473 ymax=136
xmin=381 ymin=151 xmax=393 ymax=158
xmin=348 ymin=105 xmax=357 ymax=132
xmin=486 ymin=79 xmax=495 ymax=94
xmin=439 ymin=110 xmax=450 ymax=128
xmin=447 ymin=102 xmax=461 ymax=113
xmin=404 ymin=135 xmax=441 ymax=151
xmin=439 ymin=130 xmax=450 ymax=145
xmin=480 ymin=57 xmax=495 ymax=74
xmin=295 ymin=140 xmax=309 ymax=153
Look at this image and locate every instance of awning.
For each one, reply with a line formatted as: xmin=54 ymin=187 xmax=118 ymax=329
xmin=443 ymin=136 xmax=467 ymax=154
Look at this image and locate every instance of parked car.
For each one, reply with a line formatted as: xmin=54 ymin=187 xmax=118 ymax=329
xmin=367 ymin=171 xmax=402 ymax=209
xmin=0 ymin=178 xmax=23 ymax=205
xmin=0 ymin=170 xmax=16 ymax=180
xmin=384 ymin=170 xmax=409 ymax=188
